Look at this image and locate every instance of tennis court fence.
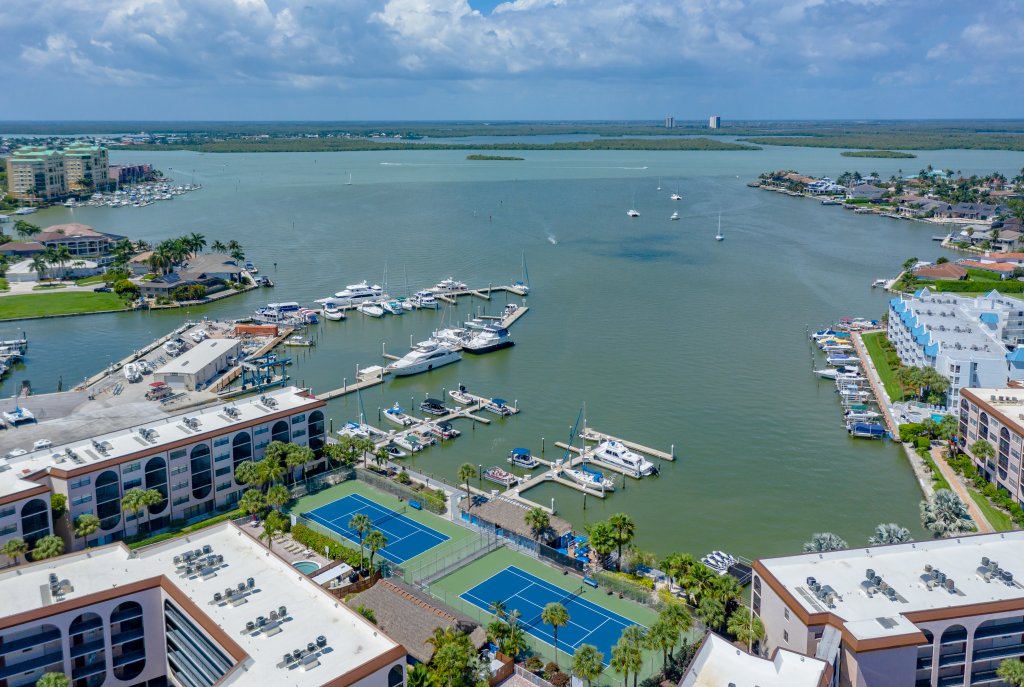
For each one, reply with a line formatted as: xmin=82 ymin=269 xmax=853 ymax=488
xmin=403 ymin=529 xmax=502 ymax=586
xmin=288 ymin=466 xmax=356 ymax=499
xmin=355 ymin=468 xmax=447 ymax=514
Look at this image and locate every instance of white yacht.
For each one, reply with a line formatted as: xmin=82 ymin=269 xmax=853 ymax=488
xmin=433 ymin=277 xmax=468 ymax=293
xmin=670 ymin=192 xmax=682 ymax=201
xmin=410 ymin=290 xmax=439 ymax=309
xmin=564 ymin=468 xmax=615 ymax=491
xmin=382 ymin=300 xmax=404 ymax=315
xmin=449 ymin=384 xmax=475 ymax=405
xmin=589 ymin=440 xmax=656 ymax=477
xmin=317 ymin=281 xmax=382 ymax=305
xmin=431 ymin=327 xmax=471 ymax=349
xmin=382 ymin=403 xmax=416 ymax=427
xmin=321 ymin=303 xmax=346 ymax=321
xmin=358 ymin=302 xmax=385 ymax=318
xmin=814 ymin=365 xmax=861 ymax=380
xmin=338 ymin=421 xmax=372 ymax=439
xmin=386 ymin=341 xmax=461 ymax=376
xmin=670 ymin=211 xmax=680 ymax=220
xmin=462 ymin=326 xmax=514 ymax=355
xmin=626 ymin=208 xmax=640 ymax=218
xmin=124 ymin=363 xmax=142 ymax=383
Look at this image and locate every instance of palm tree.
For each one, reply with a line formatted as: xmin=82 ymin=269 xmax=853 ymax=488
xmin=188 ymin=232 xmax=207 ymax=256
xmin=619 ymin=626 xmax=646 ymax=687
xmin=372 ymin=446 xmax=390 ymax=471
xmin=610 ymin=640 xmax=630 ymax=687
xmin=802 ymin=532 xmax=848 ymax=553
xmin=727 ymin=606 xmax=766 ymax=653
xmin=500 ymin=621 xmax=528 ymax=659
xmin=230 ymin=246 xmax=246 ymax=263
xmin=586 ymin=520 xmax=617 ymax=565
xmin=210 ymin=239 xmax=228 ymax=253
xmin=698 ymin=596 xmax=726 ymax=633
xmin=365 ymin=529 xmax=388 ymax=570
xmin=134 ymin=240 xmax=151 ymax=252
xmin=868 ymin=523 xmax=913 ymax=546
xmin=13 ymin=219 xmax=40 ymax=239
xmin=266 ymin=484 xmax=290 ymax=511
xmin=36 ymin=673 xmax=70 ymax=687
xmin=998 ymin=658 xmax=1024 ymax=687
xmin=407 ymin=664 xmax=435 ymax=687
xmin=137 ymin=488 xmax=163 ymax=535
xmin=971 ymin=439 xmax=996 ymax=470
xmin=349 ymin=513 xmax=372 ymax=568
xmin=608 ymin=513 xmax=635 ymax=569
xmin=644 ymin=618 xmax=677 ymax=671
xmin=681 ymin=562 xmax=719 ymax=606
xmin=458 ymin=463 xmax=477 ymax=509
xmin=239 ymin=489 xmax=267 ymax=519
xmin=660 ymin=552 xmax=698 ymax=589
xmin=31 ymin=535 xmax=65 ymax=561
xmin=257 ymin=453 xmax=286 ymax=487
xmin=259 ymin=511 xmax=287 ymax=550
xmin=524 ymin=507 xmax=550 ymax=541
xmin=30 ymin=253 xmax=49 ymax=282
xmin=73 ymin=514 xmax=100 ymax=548
xmin=52 ymin=244 xmax=72 ymax=279
xmin=571 ymin=644 xmax=604 ymax=687
xmin=1 ymin=537 xmax=29 ymax=565
xmin=659 ymin=601 xmax=693 ymax=648
xmin=121 ymin=488 xmax=144 ymax=536
xmin=285 ymin=444 xmax=315 ymax=483
xmin=488 ymin=599 xmax=507 ymax=619
xmin=541 ymin=602 xmax=570 ymax=665
xmin=921 ymin=489 xmax=975 ymax=537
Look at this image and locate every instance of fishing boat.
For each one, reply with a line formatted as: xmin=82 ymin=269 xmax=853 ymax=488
xmin=589 ymin=440 xmax=657 ymax=477
xmin=564 ymin=467 xmax=614 ymax=491
xmin=715 ymin=212 xmax=724 ymax=241
xmin=433 ymin=277 xmax=468 ymax=293
xmin=321 ymin=303 xmax=346 ymax=321
xmin=358 ymin=302 xmax=386 ymax=318
xmin=419 ymin=398 xmax=448 ymax=416
xmin=508 ymin=448 xmax=540 ymax=469
xmin=826 ymin=354 xmax=860 ymax=366
xmin=449 ymin=384 xmax=475 ymax=405
xmin=385 ymin=443 xmax=407 ymax=459
xmin=284 ymin=335 xmax=315 ymax=347
xmin=410 ymin=290 xmax=439 ymax=309
xmin=814 ymin=365 xmax=861 ymax=380
xmin=426 ymin=421 xmax=460 ymax=440
xmin=124 ymin=363 xmax=142 ymax=383
xmin=382 ymin=300 xmax=404 ymax=315
xmin=483 ymin=466 xmax=519 ymax=487
xmin=387 ymin=341 xmax=461 ymax=376
xmin=483 ymin=398 xmax=515 ymax=416
xmin=383 ymin=403 xmax=416 ymax=427
xmin=462 ymin=326 xmax=514 ymax=354
xmin=338 ymin=421 xmax=372 ymax=439
xmin=670 ymin=211 xmax=680 ymax=220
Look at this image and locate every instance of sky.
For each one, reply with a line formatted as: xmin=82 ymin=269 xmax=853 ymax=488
xmin=0 ymin=0 xmax=1022 ymax=121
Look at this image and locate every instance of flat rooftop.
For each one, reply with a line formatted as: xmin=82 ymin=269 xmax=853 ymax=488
xmin=679 ymin=633 xmax=825 ymax=687
xmin=0 ymin=522 xmax=402 ymax=687
xmin=963 ymin=388 xmax=1024 ymax=433
xmin=757 ymin=531 xmax=1024 ymax=643
xmin=156 ymin=337 xmax=241 ymax=376
xmin=0 ymin=386 xmax=319 ymax=498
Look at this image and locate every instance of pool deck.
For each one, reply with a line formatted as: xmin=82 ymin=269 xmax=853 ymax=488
xmin=237 ymin=518 xmax=331 ymax=568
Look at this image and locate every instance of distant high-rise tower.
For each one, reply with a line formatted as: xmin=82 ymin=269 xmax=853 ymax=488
xmin=664 ymin=116 xmax=675 ymax=129
xmin=709 ymin=115 xmax=721 ymax=129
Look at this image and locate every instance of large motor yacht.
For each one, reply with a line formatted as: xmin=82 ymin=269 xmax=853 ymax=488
xmin=462 ymin=326 xmax=514 ymax=354
xmin=589 ymin=440 xmax=656 ymax=477
xmin=387 ymin=341 xmax=461 ymax=376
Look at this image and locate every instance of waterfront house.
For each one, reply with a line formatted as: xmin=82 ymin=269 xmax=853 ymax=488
xmin=939 ymin=202 xmax=1009 ymax=222
xmin=138 ymin=252 xmax=243 ymax=298
xmin=678 ymin=632 xmax=828 ymax=687
xmin=34 ymin=223 xmax=124 ymax=257
xmin=846 ymin=184 xmax=886 ymax=201
xmin=958 ymin=259 xmax=1019 ymax=279
xmin=913 ymin=262 xmax=967 ymax=281
xmin=0 ymin=240 xmax=47 ymax=258
xmin=6 ymin=257 xmax=102 ymax=282
xmin=805 ymin=177 xmax=846 ymax=195
xmin=129 ymin=250 xmax=154 ymax=276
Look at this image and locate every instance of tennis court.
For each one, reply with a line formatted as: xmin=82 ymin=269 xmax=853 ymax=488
xmin=460 ymin=565 xmax=640 ymax=662
xmin=301 ymin=493 xmax=449 ymax=564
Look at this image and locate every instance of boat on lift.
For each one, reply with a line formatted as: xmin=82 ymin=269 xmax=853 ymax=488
xmin=564 ymin=467 xmax=614 ymax=491
xmin=508 ymin=448 xmax=540 ymax=469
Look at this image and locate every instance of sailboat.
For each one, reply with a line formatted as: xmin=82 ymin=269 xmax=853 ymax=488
xmin=670 ymin=184 xmax=682 ymax=201
xmin=513 ymin=251 xmax=530 ymax=294
xmin=627 ymin=194 xmax=640 ymax=217
xmin=657 ymin=178 xmax=662 ymax=191
xmin=670 ymin=211 xmax=680 ymax=221
xmin=715 ymin=213 xmax=725 ymax=241
xmin=345 ymin=171 xmax=352 ymax=186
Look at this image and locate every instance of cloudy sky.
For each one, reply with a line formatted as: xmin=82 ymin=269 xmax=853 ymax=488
xmin=1 ymin=0 xmax=1021 ymax=121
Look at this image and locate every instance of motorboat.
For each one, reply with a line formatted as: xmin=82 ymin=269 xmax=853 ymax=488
xmin=33 ymin=439 xmax=52 ymax=451
xmin=299 ymin=308 xmax=319 ymax=324
xmin=124 ymin=363 xmax=142 ymax=383
xmin=815 ymin=365 xmax=861 ymax=380
xmin=449 ymin=385 xmax=475 ymax=405
xmin=820 ymin=343 xmax=854 ymax=353
xmin=244 ymin=261 xmax=258 ymax=274
xmin=462 ymin=326 xmax=514 ymax=355
xmin=338 ymin=421 xmax=372 ymax=439
xmin=164 ymin=340 xmax=183 ymax=356
xmin=321 ymin=303 xmax=346 ymax=321
xmin=382 ymin=300 xmax=404 ymax=315
xmin=383 ymin=403 xmax=416 ymax=427
xmin=397 ymin=297 xmax=415 ymax=312
xmin=670 ymin=192 xmax=682 ymax=201
xmin=258 ymin=276 xmax=274 ymax=287
xmin=393 ymin=434 xmax=427 ymax=453
xmin=872 ymin=278 xmax=888 ymax=288
xmin=848 ymin=422 xmax=886 ymax=438
xmin=483 ymin=466 xmax=519 ymax=487
xmin=410 ymin=290 xmax=439 ymax=309
xmin=358 ymin=302 xmax=385 ymax=318
xmin=317 ymin=281 xmax=383 ymax=306
xmin=464 ymin=318 xmax=489 ymax=330
xmin=426 ymin=421 xmax=460 ymax=440
xmin=483 ymin=398 xmax=515 ymax=416
xmin=2 ymin=407 xmax=34 ymax=425
xmin=190 ymin=329 xmax=208 ymax=343
xmin=827 ymin=354 xmax=860 ymax=366
xmin=431 ymin=328 xmax=471 ymax=349
xmin=508 ymin=448 xmax=540 ymax=469
xmin=838 ymin=386 xmax=872 ymax=402
xmin=419 ymin=398 xmax=448 ymax=416
xmin=810 ymin=328 xmax=846 ymax=341
xmin=589 ymin=440 xmax=657 ymax=477
xmin=284 ymin=335 xmax=315 ymax=347
xmin=385 ymin=443 xmax=407 ymax=459
xmin=845 ymin=408 xmax=882 ymax=422
xmin=564 ymin=467 xmax=614 ymax=491
xmin=386 ymin=341 xmax=461 ymax=376
xmin=434 ymin=277 xmax=468 ymax=293
xmin=670 ymin=211 xmax=680 ymax=220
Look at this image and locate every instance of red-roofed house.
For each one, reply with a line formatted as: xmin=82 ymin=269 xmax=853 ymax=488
xmin=914 ymin=263 xmax=968 ymax=281
xmin=959 ymin=260 xmax=1020 ymax=280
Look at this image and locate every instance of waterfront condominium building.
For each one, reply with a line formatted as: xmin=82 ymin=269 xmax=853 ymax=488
xmin=958 ymin=387 xmax=1024 ymax=506
xmin=887 ymin=289 xmax=1024 ymax=412
xmin=709 ymin=115 xmax=721 ymax=129
xmin=0 ymin=521 xmax=406 ymax=687
xmin=752 ymin=531 xmax=1024 ymax=687
xmin=6 ymin=147 xmax=67 ymax=200
xmin=0 ymin=386 xmax=328 ymax=562
xmin=62 ymin=142 xmax=110 ymax=191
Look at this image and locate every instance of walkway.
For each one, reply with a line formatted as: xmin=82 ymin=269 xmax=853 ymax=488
xmin=850 ymin=330 xmax=898 ymax=434
xmin=929 ymin=446 xmax=993 ymax=534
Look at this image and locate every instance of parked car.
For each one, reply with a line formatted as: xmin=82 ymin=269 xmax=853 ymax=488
xmin=94 ymin=286 xmax=112 ymax=293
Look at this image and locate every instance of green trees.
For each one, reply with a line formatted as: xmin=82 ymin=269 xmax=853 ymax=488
xmin=286 ymin=444 xmax=316 ymax=482
xmin=239 ymin=489 xmax=267 ymax=519
xmin=210 ymin=240 xmax=228 ymax=254
xmin=259 ymin=511 xmax=289 ymax=550
xmin=868 ymin=523 xmax=913 ymax=545
xmin=31 ymin=535 xmax=65 ymax=561
xmin=234 ymin=460 xmax=261 ymax=488
xmin=407 ymin=664 xmax=436 ymax=687
xmin=425 ymin=627 xmax=475 ymax=687
xmin=35 ymin=673 xmax=69 ymax=687
xmin=971 ymin=439 xmax=996 ymax=469
xmin=365 ymin=530 xmax=388 ymax=569
xmin=73 ymin=514 xmax=101 ymax=547
xmin=802 ymin=532 xmax=849 ymax=553
xmin=13 ymin=219 xmax=40 ymax=239
xmin=998 ymin=658 xmax=1024 ymax=687
xmin=113 ymin=279 xmax=140 ymax=299
xmin=266 ymin=484 xmax=291 ymax=512
xmin=608 ymin=513 xmax=636 ymax=569
xmin=30 ymin=253 xmax=49 ymax=282
xmin=540 ymin=602 xmax=570 ymax=665
xmin=645 ymin=617 xmax=678 ymax=671
xmin=571 ymin=645 xmax=604 ymax=687
xmin=121 ymin=487 xmax=163 ymax=536
xmin=727 ymin=606 xmax=766 ymax=652
xmin=586 ymin=521 xmax=617 ymax=562
xmin=921 ymin=489 xmax=975 ymax=537
xmin=1 ymin=537 xmax=29 ymax=565
xmin=458 ymin=463 xmax=477 ymax=508
xmin=611 ymin=626 xmax=645 ymax=687
xmin=349 ymin=513 xmax=372 ymax=568
xmin=525 ymin=507 xmax=550 ymax=541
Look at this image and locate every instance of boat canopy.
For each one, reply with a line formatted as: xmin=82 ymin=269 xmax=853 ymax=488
xmin=491 ymin=398 xmax=506 ymax=405
xmin=424 ymin=398 xmax=445 ymax=406
xmin=511 ymin=448 xmax=531 ymax=456
xmin=1007 ymin=349 xmax=1024 ymax=363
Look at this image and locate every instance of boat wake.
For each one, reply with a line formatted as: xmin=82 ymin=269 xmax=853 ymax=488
xmin=547 ymin=234 xmax=558 ymax=245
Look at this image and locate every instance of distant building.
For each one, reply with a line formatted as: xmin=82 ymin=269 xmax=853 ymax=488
xmin=6 ymin=147 xmax=67 ymax=200
xmin=62 ymin=141 xmax=109 ymax=191
xmin=664 ymin=116 xmax=675 ymax=129
xmin=709 ymin=115 xmax=721 ymax=129
xmin=846 ymin=184 xmax=887 ymax=201
xmin=959 ymin=388 xmax=1024 ymax=500
xmin=109 ymin=163 xmax=154 ymax=184
xmin=913 ymin=262 xmax=968 ymax=281
xmin=139 ymin=252 xmax=244 ymax=298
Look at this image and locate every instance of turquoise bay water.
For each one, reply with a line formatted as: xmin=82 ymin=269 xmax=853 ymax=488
xmin=9 ymin=144 xmax=1024 ymax=560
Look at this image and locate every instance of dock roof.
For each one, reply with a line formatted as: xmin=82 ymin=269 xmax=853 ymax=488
xmin=458 ymin=495 xmax=572 ymax=540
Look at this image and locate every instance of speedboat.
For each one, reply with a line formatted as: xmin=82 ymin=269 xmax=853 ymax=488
xmin=845 ymin=408 xmax=882 ymax=422
xmin=626 ymin=208 xmax=640 ymax=218
xmin=483 ymin=398 xmax=515 ymax=416
xmin=815 ymin=365 xmax=861 ymax=380
xmin=826 ymin=354 xmax=859 ymax=366
xmin=190 ymin=329 xmax=208 ymax=343
xmin=382 ymin=300 xmax=404 ymax=315
xmin=820 ymin=343 xmax=854 ymax=353
xmin=338 ymin=421 xmax=372 ymax=439
xmin=670 ymin=192 xmax=682 ymax=201
xmin=564 ymin=468 xmax=614 ymax=491
xmin=410 ymin=290 xmax=439 ymax=309
xmin=434 ymin=277 xmax=468 ymax=293
xmin=508 ymin=448 xmax=540 ymax=469
xmin=387 ymin=341 xmax=461 ymax=376
xmin=385 ymin=443 xmax=407 ymax=459
xmin=810 ymin=328 xmax=848 ymax=341
xmin=462 ymin=326 xmax=514 ymax=355
xmin=701 ymin=551 xmax=736 ymax=575
xmin=838 ymin=386 xmax=871 ymax=402
xmin=465 ymin=318 xmax=489 ymax=330
xmin=163 ymin=340 xmax=182 ymax=356
xmin=589 ymin=440 xmax=657 ymax=477
xmin=670 ymin=211 xmax=680 ymax=220
xmin=449 ymin=385 xmax=475 ymax=405
xmin=419 ymin=398 xmax=448 ymax=416
xmin=359 ymin=302 xmax=385 ymax=318
xmin=299 ymin=308 xmax=320 ymax=325
xmin=383 ymin=403 xmax=416 ymax=427
xmin=33 ymin=439 xmax=52 ymax=451
xmin=483 ymin=466 xmax=519 ymax=487
xmin=124 ymin=363 xmax=142 ymax=383
xmin=284 ymin=335 xmax=315 ymax=347
xmin=244 ymin=261 xmax=258 ymax=274
xmin=321 ymin=303 xmax=346 ymax=321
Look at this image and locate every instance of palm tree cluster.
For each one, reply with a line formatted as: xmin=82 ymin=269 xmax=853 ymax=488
xmin=485 ymin=600 xmax=530 ymax=660
xmin=414 ymin=626 xmax=481 ymax=687
xmin=921 ymin=489 xmax=975 ymax=537
xmin=323 ymin=436 xmax=376 ymax=468
xmin=802 ymin=532 xmax=849 ymax=553
xmin=146 ymin=233 xmax=211 ymax=274
xmin=658 ymin=553 xmax=747 ymax=638
xmin=121 ymin=487 xmax=164 ymax=537
xmin=893 ymin=365 xmax=950 ymax=405
xmin=585 ymin=513 xmax=635 ymax=569
xmin=347 ymin=513 xmax=389 ymax=571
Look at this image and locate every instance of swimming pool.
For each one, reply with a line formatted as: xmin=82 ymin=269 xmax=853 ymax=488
xmin=292 ymin=561 xmax=321 ymax=575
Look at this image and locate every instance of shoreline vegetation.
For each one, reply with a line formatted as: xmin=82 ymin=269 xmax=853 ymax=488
xmin=741 ymin=133 xmax=1024 ymax=151
xmin=466 ymin=154 xmax=524 ymax=161
xmin=841 ymin=150 xmax=917 ymax=158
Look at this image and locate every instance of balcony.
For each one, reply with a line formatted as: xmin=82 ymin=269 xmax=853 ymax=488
xmin=70 ymin=638 xmax=105 ymax=659
xmin=71 ymin=658 xmax=107 ymax=680
xmin=0 ymin=649 xmax=65 ymax=680
xmin=68 ymin=617 xmax=104 ymax=637
xmin=110 ymin=627 xmax=145 ymax=647
xmin=974 ymin=621 xmax=1024 ymax=641
xmin=110 ymin=606 xmax=144 ymax=624
xmin=971 ymin=643 xmax=1024 ymax=664
xmin=111 ymin=649 xmax=146 ymax=668
xmin=938 ymin=650 xmax=967 ymax=667
xmin=0 ymin=628 xmax=61 ymax=656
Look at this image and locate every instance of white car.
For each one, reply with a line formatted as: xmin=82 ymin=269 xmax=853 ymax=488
xmin=33 ymin=439 xmax=52 ymax=451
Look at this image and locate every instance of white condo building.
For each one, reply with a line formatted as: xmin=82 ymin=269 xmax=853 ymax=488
xmin=887 ymin=289 xmax=1024 ymax=412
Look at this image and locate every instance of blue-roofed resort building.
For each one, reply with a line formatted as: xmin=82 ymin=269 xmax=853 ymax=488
xmin=887 ymin=288 xmax=1024 ymax=413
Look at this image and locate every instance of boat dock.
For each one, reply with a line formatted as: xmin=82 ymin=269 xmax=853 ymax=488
xmin=317 ymin=367 xmax=388 ymax=401
xmin=553 ymin=442 xmax=644 ymax=479
xmin=580 ymin=428 xmax=675 ymax=461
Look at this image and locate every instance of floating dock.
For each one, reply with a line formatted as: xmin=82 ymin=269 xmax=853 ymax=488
xmin=317 ymin=367 xmax=388 ymax=401
xmin=579 ymin=428 xmax=675 ymax=461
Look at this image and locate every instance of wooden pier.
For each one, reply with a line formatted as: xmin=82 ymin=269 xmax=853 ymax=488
xmin=580 ymin=428 xmax=675 ymax=461
xmin=317 ymin=368 xmax=388 ymax=401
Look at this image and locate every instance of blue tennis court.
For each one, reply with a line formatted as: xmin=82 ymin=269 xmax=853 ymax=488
xmin=460 ymin=565 xmax=641 ymax=663
xmin=301 ymin=493 xmax=449 ymax=564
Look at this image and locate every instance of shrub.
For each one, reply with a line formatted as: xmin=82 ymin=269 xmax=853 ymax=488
xmin=544 ymin=663 xmax=560 ymax=680
xmin=395 ymin=472 xmax=412 ymax=485
xmin=915 ymin=436 xmax=931 ymax=450
xmin=50 ymin=493 xmax=67 ymax=517
xmin=113 ymin=279 xmax=140 ymax=298
xmin=549 ymin=672 xmax=570 ymax=687
xmin=356 ymin=605 xmax=377 ymax=624
xmin=171 ymin=284 xmax=208 ymax=301
xmin=291 ymin=523 xmax=362 ymax=566
xmin=934 ymin=279 xmax=1024 ymax=293
xmin=523 ymin=656 xmax=544 ymax=672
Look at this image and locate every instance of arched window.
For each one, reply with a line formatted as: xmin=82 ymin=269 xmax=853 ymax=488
xmin=190 ymin=444 xmax=212 ymax=501
xmin=233 ymin=432 xmax=253 ymax=484
xmin=70 ymin=612 xmax=105 ymax=685
xmin=145 ymin=456 xmax=168 ymax=514
xmin=20 ymin=498 xmax=50 ymax=547
xmin=999 ymin=427 xmax=1011 ymax=471
xmin=938 ymin=624 xmax=967 ymax=686
xmin=308 ymin=410 xmax=325 ymax=451
xmin=271 ymin=420 xmax=290 ymax=444
xmin=388 ymin=665 xmax=404 ymax=687
xmin=979 ymin=412 xmax=990 ymax=440
xmin=111 ymin=601 xmax=146 ymax=680
xmin=95 ymin=470 xmax=123 ymax=531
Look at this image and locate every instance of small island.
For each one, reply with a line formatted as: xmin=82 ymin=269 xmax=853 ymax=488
xmin=841 ymin=150 xmax=917 ymax=159
xmin=466 ymin=154 xmax=524 ymax=161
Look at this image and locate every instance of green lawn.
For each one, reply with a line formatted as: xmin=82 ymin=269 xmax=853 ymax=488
xmin=32 ymin=283 xmax=68 ymax=291
xmin=964 ymin=268 xmax=1003 ymax=281
xmin=968 ymin=490 xmax=1014 ymax=532
xmin=861 ymin=332 xmax=903 ymax=400
xmin=0 ymin=278 xmax=8 ymax=292
xmin=0 ymin=291 xmax=127 ymax=320
xmin=74 ymin=274 xmax=108 ymax=286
